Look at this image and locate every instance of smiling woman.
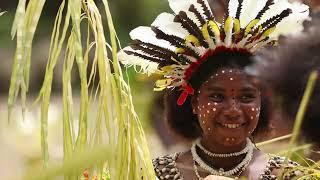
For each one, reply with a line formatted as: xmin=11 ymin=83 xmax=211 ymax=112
xmin=118 ymin=0 xmax=310 ymax=179
xmin=162 ymin=53 xmax=273 ymax=179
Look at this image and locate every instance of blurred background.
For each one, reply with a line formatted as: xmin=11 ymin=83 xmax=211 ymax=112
xmin=0 ymin=0 xmax=182 ymax=178
xmin=0 ymin=0 xmax=318 ymax=179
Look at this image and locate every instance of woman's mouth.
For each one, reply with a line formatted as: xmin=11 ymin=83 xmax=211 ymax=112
xmin=218 ymin=123 xmax=246 ymax=129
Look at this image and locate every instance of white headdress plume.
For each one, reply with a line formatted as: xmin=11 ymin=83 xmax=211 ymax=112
xmin=118 ymin=0 xmax=309 ymax=105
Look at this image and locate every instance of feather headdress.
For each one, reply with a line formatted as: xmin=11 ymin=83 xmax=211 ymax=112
xmin=118 ymin=0 xmax=309 ymax=105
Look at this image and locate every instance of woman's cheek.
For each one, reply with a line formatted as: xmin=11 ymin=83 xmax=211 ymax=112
xmin=244 ymin=105 xmax=261 ymax=131
xmin=197 ymin=102 xmax=220 ymax=132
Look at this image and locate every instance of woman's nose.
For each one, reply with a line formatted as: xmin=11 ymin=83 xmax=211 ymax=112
xmin=223 ymin=99 xmax=242 ymax=119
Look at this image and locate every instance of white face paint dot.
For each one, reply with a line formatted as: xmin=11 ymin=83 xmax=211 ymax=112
xmin=256 ymin=108 xmax=259 ymax=111
xmin=202 ymin=105 xmax=205 ymax=108
xmin=215 ymin=74 xmax=218 ymax=76
xmin=199 ymin=114 xmax=202 ymax=118
xmin=197 ymin=106 xmax=200 ymax=109
xmin=214 ymin=102 xmax=218 ymax=105
xmin=203 ymin=114 xmax=206 ymax=117
xmin=229 ymin=70 xmax=233 ymax=73
xmin=226 ymin=138 xmax=230 ymax=141
xmin=202 ymin=121 xmax=205 ymax=124
xmin=208 ymin=128 xmax=211 ymax=131
xmin=230 ymin=78 xmax=234 ymax=81
xmin=251 ymin=108 xmax=255 ymax=111
xmin=213 ymin=108 xmax=216 ymax=111
xmin=208 ymin=103 xmax=211 ymax=106
xmin=211 ymin=76 xmax=214 ymax=79
xmin=222 ymin=70 xmax=225 ymax=73
xmin=198 ymin=90 xmax=201 ymax=94
xmin=250 ymin=116 xmax=254 ymax=120
xmin=207 ymin=110 xmax=210 ymax=114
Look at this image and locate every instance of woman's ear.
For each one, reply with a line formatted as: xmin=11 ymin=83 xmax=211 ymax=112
xmin=191 ymin=95 xmax=198 ymax=114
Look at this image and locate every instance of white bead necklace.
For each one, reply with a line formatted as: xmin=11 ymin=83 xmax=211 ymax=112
xmin=193 ymin=161 xmax=245 ymax=180
xmin=191 ymin=139 xmax=254 ymax=177
xmin=195 ymin=138 xmax=251 ymax=158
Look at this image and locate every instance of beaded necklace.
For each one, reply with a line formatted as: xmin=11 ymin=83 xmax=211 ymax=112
xmin=191 ymin=139 xmax=254 ymax=178
xmin=195 ymin=138 xmax=251 ymax=158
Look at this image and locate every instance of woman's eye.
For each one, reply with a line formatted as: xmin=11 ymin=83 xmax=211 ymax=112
xmin=209 ymin=94 xmax=224 ymax=102
xmin=239 ymin=94 xmax=256 ymax=103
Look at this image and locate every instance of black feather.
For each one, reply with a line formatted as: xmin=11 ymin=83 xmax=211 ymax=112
xmin=124 ymin=50 xmax=169 ymax=66
xmin=151 ymin=26 xmax=200 ymax=59
xmin=197 ymin=0 xmax=213 ymax=20
xmin=189 ymin=4 xmax=206 ymax=25
xmin=260 ymin=8 xmax=292 ymax=31
xmin=178 ymin=11 xmax=209 ymax=48
xmin=255 ymin=0 xmax=274 ymax=19
xmin=235 ymin=0 xmax=243 ymax=19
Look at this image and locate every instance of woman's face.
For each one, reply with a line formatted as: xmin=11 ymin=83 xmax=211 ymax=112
xmin=192 ymin=68 xmax=261 ymax=146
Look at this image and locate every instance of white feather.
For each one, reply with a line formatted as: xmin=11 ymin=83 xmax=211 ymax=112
xmin=118 ymin=48 xmax=159 ymax=76
xmin=240 ymin=0 xmax=267 ymax=27
xmin=129 ymin=26 xmax=176 ymax=51
xmin=240 ymin=0 xmax=309 ymax=37
xmin=168 ymin=0 xmax=191 ymax=14
xmin=228 ymin=0 xmax=239 ymax=18
xmin=224 ymin=18 xmax=234 ymax=46
xmin=267 ymin=1 xmax=310 ymax=38
xmin=151 ymin=13 xmax=188 ymax=39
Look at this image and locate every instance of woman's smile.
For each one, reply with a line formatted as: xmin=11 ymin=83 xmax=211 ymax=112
xmin=217 ymin=122 xmax=246 ymax=129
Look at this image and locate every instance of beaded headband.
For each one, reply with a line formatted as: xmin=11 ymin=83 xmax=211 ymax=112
xmin=118 ymin=0 xmax=309 ymax=105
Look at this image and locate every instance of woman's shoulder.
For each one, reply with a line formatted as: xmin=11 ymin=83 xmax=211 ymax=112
xmin=259 ymin=154 xmax=300 ymax=180
xmin=152 ymin=152 xmax=183 ymax=180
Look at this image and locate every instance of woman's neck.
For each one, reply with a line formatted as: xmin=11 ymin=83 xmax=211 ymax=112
xmin=201 ymin=137 xmax=247 ymax=154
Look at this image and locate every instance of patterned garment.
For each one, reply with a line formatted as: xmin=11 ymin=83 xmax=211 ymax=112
xmin=152 ymin=153 xmax=301 ymax=180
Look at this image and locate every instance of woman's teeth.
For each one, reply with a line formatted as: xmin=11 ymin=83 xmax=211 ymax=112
xmin=222 ymin=124 xmax=241 ymax=129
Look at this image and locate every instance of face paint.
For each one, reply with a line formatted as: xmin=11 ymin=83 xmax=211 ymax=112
xmin=192 ymin=68 xmax=261 ymax=146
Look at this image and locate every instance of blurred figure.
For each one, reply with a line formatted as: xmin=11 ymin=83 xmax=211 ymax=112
xmin=257 ymin=15 xmax=320 ymax=161
xmin=208 ymin=0 xmax=227 ymax=21
xmin=304 ymin=0 xmax=320 ymax=12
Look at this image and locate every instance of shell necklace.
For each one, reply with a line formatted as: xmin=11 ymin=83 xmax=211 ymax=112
xmin=191 ymin=138 xmax=254 ymax=178
xmin=195 ymin=138 xmax=252 ymax=157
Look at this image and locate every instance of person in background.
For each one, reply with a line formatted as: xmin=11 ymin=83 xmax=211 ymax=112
xmin=256 ymin=15 xmax=320 ymax=162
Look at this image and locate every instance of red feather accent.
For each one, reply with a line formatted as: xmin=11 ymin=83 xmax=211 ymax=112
xmin=177 ymin=84 xmax=194 ymax=105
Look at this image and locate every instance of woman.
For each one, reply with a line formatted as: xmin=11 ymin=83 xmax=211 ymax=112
xmin=118 ymin=0 xmax=309 ymax=179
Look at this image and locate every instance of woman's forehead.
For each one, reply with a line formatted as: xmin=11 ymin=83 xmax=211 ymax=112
xmin=200 ymin=68 xmax=259 ymax=91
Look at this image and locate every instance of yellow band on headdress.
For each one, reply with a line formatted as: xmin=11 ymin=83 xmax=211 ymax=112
xmin=224 ymin=17 xmax=233 ymax=34
xmin=185 ymin=35 xmax=200 ymax=47
xmin=175 ymin=48 xmax=185 ymax=54
xmin=155 ymin=79 xmax=172 ymax=91
xmin=245 ymin=19 xmax=259 ymax=36
xmin=207 ymin=20 xmax=220 ymax=41
xmin=262 ymin=27 xmax=276 ymax=38
xmin=234 ymin=19 xmax=241 ymax=35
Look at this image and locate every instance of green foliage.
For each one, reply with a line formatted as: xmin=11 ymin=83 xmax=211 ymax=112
xmin=8 ymin=0 xmax=155 ymax=179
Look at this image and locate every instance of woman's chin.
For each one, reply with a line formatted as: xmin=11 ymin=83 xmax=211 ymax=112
xmin=215 ymin=134 xmax=247 ymax=147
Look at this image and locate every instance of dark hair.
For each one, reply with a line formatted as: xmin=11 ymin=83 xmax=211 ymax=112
xmin=164 ymin=51 xmax=271 ymax=140
xmin=257 ymin=18 xmax=320 ymax=143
